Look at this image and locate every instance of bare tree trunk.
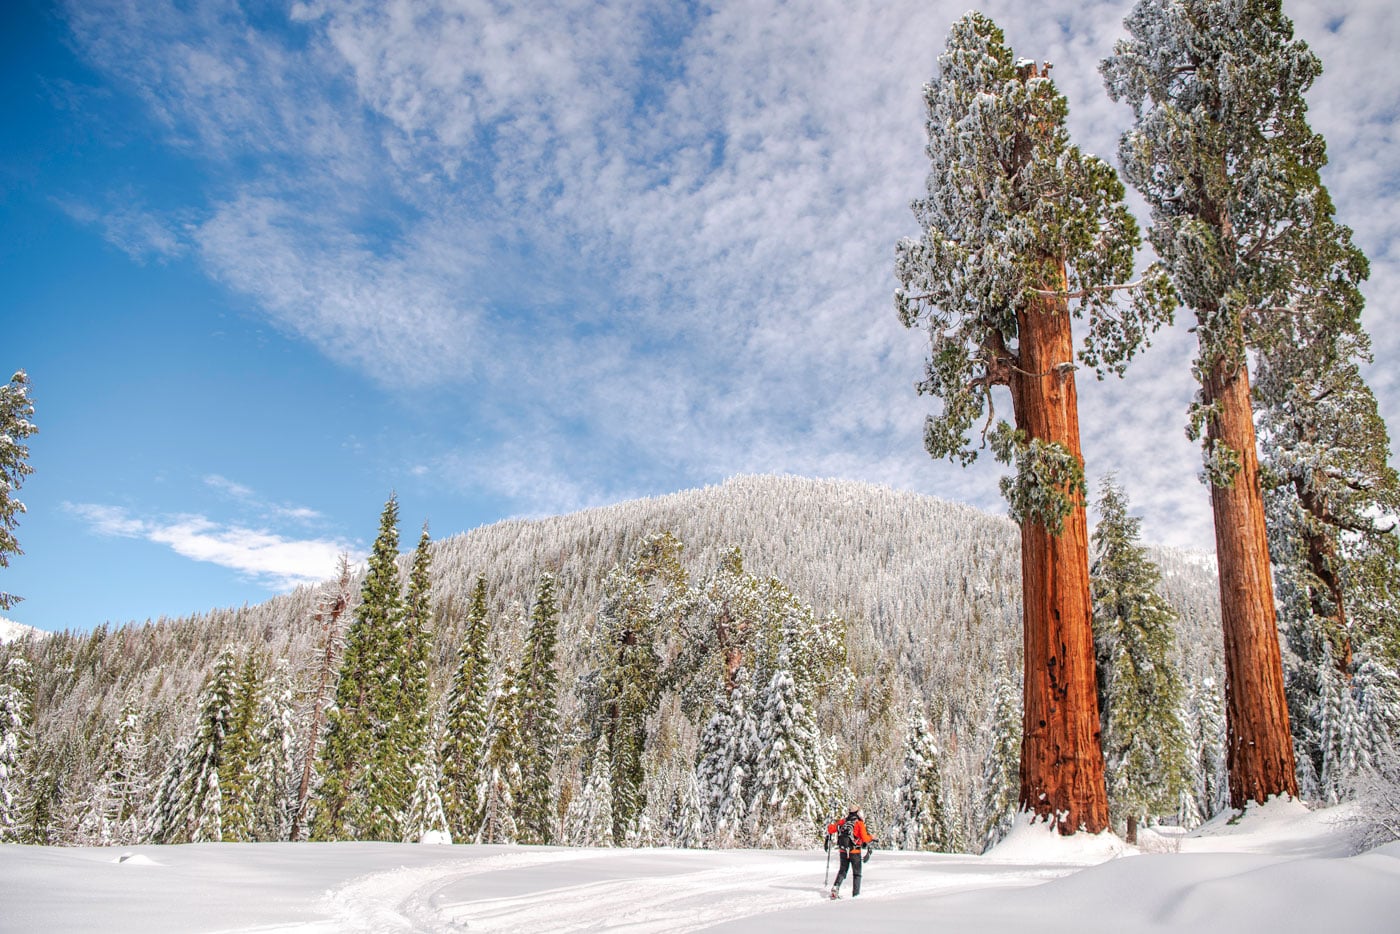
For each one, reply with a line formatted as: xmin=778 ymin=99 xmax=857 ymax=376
xmin=1203 ymin=356 xmax=1299 ymax=809
xmin=1126 ymin=815 xmax=1139 ymax=845
xmin=1011 ymin=287 xmax=1110 ymax=836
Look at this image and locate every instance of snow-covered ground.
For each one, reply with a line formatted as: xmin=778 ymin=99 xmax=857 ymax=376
xmin=2 ymin=800 xmax=1397 ymax=933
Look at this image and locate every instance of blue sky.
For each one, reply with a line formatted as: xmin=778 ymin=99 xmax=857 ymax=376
xmin=4 ymin=0 xmax=1398 ymax=634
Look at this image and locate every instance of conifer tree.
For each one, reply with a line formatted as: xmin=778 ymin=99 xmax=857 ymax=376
xmin=1102 ymin=0 xmax=1370 ymax=807
xmin=1090 ymin=478 xmax=1190 ymax=842
xmin=1182 ymin=677 xmax=1228 ymax=827
xmin=750 ymin=659 xmax=829 ymax=847
xmin=588 ymin=533 xmax=689 ymax=843
xmin=387 ymin=523 xmax=436 ymax=836
xmin=0 ymin=371 xmax=37 ymax=611
xmin=77 ymin=700 xmax=148 ymax=846
xmin=977 ymin=670 xmax=1021 ymax=852
xmin=566 ymin=733 xmax=614 ymax=848
xmin=515 ymin=574 xmax=562 ymax=845
xmin=314 ymin=494 xmax=406 ymax=841
xmin=441 ymin=576 xmax=492 ymax=841
xmin=291 ymin=555 xmax=352 ymax=841
xmin=0 ymin=655 xmax=33 ymax=842
xmin=151 ymin=650 xmax=240 ymax=843
xmin=892 ymin=703 xmax=954 ymax=852
xmin=896 ymin=12 xmax=1172 ymax=834
xmin=476 ymin=667 xmax=523 ymax=845
xmin=403 ymin=725 xmax=450 ymax=843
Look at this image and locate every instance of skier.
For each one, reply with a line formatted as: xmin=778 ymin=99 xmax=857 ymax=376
xmin=826 ymin=805 xmax=875 ymax=899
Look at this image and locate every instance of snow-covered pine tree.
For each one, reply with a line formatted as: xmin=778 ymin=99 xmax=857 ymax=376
xmin=290 ymin=555 xmax=352 ymax=841
xmin=314 ymin=494 xmax=406 ymax=841
xmin=1090 ymin=477 xmax=1190 ymax=842
xmin=891 ymin=703 xmax=953 ymax=852
xmin=976 ymin=670 xmax=1020 ymax=852
xmin=0 ymin=655 xmax=33 ymax=842
xmin=515 ymin=574 xmax=562 ymax=845
xmin=750 ymin=658 xmax=829 ymax=847
xmin=476 ymin=666 xmax=523 ymax=845
xmin=0 ymin=371 xmax=37 ymax=611
xmin=1103 ymin=0 xmax=1371 ymax=808
xmin=76 ymin=699 xmax=148 ymax=846
xmin=403 ymin=724 xmax=450 ymax=843
xmin=150 ymin=649 xmax=240 ymax=844
xmin=587 ymin=532 xmax=690 ymax=844
xmin=1181 ymin=677 xmax=1228 ymax=827
xmin=440 ymin=575 xmax=492 ymax=841
xmin=565 ymin=732 xmax=614 ymax=848
xmin=389 ymin=523 xmax=437 ymax=838
xmin=896 ymin=11 xmax=1173 ymax=835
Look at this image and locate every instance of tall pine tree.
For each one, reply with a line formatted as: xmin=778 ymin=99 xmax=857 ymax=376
xmin=514 ymin=574 xmax=562 ymax=845
xmin=314 ymin=494 xmax=408 ymax=841
xmin=1090 ymin=477 xmax=1190 ymax=842
xmin=891 ymin=703 xmax=954 ymax=852
xmin=0 ymin=655 xmax=33 ymax=842
xmin=441 ymin=576 xmax=493 ymax=841
xmin=895 ymin=11 xmax=1173 ymax=835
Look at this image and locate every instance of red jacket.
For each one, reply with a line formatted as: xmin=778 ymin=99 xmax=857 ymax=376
xmin=826 ymin=816 xmax=873 ymax=850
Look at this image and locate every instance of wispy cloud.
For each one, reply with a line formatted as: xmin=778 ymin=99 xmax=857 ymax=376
xmin=65 ymin=502 xmax=352 ymax=590
xmin=57 ymin=0 xmax=1399 ymax=553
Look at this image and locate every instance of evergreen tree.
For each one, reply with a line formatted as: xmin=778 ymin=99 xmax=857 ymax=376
xmin=403 ymin=723 xmax=450 ymax=843
xmin=387 ymin=523 xmax=436 ymax=838
xmin=565 ymin=733 xmax=614 ymax=848
xmin=1182 ymin=677 xmax=1228 ymax=827
xmin=750 ymin=659 xmax=828 ymax=847
xmin=314 ymin=494 xmax=407 ymax=841
xmin=515 ymin=574 xmax=562 ymax=845
xmin=0 ymin=655 xmax=33 ymax=842
xmin=77 ymin=700 xmax=148 ymax=846
xmin=151 ymin=650 xmax=240 ymax=844
xmin=291 ymin=555 xmax=352 ymax=841
xmin=219 ymin=652 xmax=266 ymax=841
xmin=1090 ymin=478 xmax=1191 ymax=842
xmin=587 ymin=533 xmax=689 ymax=844
xmin=895 ymin=11 xmax=1172 ymax=835
xmin=476 ymin=666 xmax=523 ymax=845
xmin=0 ymin=371 xmax=37 ymax=611
xmin=1103 ymin=0 xmax=1370 ymax=807
xmin=892 ymin=703 xmax=953 ymax=852
xmin=440 ymin=576 xmax=492 ymax=841
xmin=977 ymin=670 xmax=1021 ymax=852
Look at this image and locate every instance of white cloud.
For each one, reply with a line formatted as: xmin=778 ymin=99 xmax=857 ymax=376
xmin=64 ymin=502 xmax=352 ymax=590
xmin=59 ymin=0 xmax=1399 ymax=552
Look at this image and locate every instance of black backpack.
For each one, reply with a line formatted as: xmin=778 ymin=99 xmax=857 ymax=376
xmin=836 ymin=819 xmax=856 ymax=850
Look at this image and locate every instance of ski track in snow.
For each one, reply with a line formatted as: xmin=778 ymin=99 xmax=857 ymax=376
xmin=266 ymin=850 xmax=1074 ymax=934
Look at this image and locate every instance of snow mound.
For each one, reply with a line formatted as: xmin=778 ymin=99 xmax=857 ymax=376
xmin=418 ymin=831 xmax=452 ymax=845
xmin=1187 ymin=796 xmax=1356 ymax=856
xmin=984 ymin=812 xmax=1128 ymax=865
xmin=111 ymin=853 xmax=162 ymax=866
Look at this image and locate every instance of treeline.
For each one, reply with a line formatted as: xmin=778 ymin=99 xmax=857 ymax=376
xmin=0 ymin=476 xmax=1220 ymax=850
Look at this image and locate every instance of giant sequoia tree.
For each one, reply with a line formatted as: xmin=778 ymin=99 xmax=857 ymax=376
xmin=895 ymin=12 xmax=1173 ymax=834
xmin=1102 ymin=0 xmax=1369 ymax=807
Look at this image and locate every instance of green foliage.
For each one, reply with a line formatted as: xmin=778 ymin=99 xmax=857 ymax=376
xmin=1090 ymin=478 xmax=1191 ymax=831
xmin=440 ymin=576 xmax=492 ymax=840
xmin=895 ymin=12 xmax=1172 ymax=504
xmin=891 ymin=704 xmax=955 ymax=852
xmin=515 ymin=574 xmax=562 ymax=845
xmin=0 ymin=371 xmax=37 ymax=611
xmin=0 ymin=655 xmax=34 ymax=841
xmin=313 ymin=494 xmax=417 ymax=841
xmin=1103 ymin=0 xmax=1368 ymax=481
xmin=989 ymin=424 xmax=1086 ymax=533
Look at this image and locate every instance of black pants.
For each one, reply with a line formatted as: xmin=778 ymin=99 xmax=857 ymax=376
xmin=833 ymin=848 xmax=863 ymax=895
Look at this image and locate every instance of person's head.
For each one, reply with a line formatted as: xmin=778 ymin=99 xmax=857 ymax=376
xmin=848 ymin=804 xmax=862 ymax=819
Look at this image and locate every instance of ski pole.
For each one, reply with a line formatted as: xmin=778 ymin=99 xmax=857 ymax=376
xmin=824 ymin=833 xmax=832 ymax=886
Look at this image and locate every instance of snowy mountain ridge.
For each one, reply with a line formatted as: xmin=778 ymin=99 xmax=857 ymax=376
xmin=0 ymin=616 xmax=42 ymax=644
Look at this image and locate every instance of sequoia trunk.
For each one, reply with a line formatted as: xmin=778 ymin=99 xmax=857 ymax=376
xmin=1010 ymin=286 xmax=1110 ymax=835
xmin=1202 ymin=354 xmax=1299 ymax=808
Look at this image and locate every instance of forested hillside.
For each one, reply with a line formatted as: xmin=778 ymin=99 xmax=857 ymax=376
xmin=0 ymin=475 xmax=1226 ymax=850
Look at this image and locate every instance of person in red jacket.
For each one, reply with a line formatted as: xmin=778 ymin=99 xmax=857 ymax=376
xmin=827 ymin=805 xmax=875 ymax=898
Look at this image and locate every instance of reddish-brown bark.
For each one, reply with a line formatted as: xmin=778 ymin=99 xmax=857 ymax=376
xmin=1202 ymin=356 xmax=1299 ymax=808
xmin=1010 ymin=287 xmax=1110 ymax=835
